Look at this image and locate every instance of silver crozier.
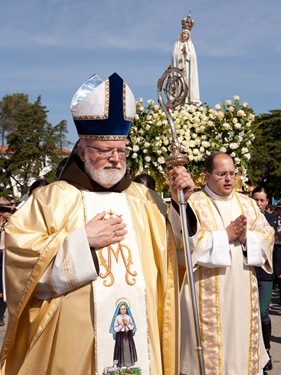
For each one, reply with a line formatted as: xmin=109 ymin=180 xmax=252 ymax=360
xmin=157 ymin=66 xmax=205 ymax=375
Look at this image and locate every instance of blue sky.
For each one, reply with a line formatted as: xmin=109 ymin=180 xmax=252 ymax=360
xmin=1 ymin=0 xmax=280 ymax=145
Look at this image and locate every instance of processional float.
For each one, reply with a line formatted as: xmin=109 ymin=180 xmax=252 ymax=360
xmin=157 ymin=66 xmax=205 ymax=375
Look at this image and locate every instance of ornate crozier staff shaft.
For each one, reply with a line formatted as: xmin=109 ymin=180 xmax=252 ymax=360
xmin=157 ymin=66 xmax=205 ymax=375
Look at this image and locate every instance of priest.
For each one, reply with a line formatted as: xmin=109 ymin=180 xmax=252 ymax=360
xmin=169 ymin=152 xmax=275 ymax=375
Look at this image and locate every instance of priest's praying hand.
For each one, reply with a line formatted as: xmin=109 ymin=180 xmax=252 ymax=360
xmin=226 ymin=214 xmax=247 ymax=245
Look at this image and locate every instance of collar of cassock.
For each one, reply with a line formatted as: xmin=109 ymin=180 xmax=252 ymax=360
xmin=59 ymin=141 xmax=131 ymax=193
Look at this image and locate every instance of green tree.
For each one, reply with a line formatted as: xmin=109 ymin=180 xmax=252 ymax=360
xmin=250 ymin=110 xmax=281 ymax=199
xmin=0 ymin=94 xmax=70 ymax=197
xmin=0 ymin=93 xmax=29 ymax=148
xmin=43 ymin=120 xmax=72 ymax=182
xmin=52 ymin=120 xmax=72 ymax=154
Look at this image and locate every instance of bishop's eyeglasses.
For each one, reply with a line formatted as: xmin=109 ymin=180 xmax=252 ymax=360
xmin=86 ymin=145 xmax=130 ymax=159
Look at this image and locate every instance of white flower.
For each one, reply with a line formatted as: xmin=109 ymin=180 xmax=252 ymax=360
xmin=189 ymin=140 xmax=196 ymax=148
xmin=234 ymin=123 xmax=242 ymax=130
xmin=188 ymin=154 xmax=194 ymax=161
xmin=201 ymin=141 xmax=210 ymax=148
xmin=237 ymin=110 xmax=246 ymax=117
xmin=193 ymin=148 xmax=199 ymax=155
xmin=129 ymin=96 xmax=254 ymax=189
xmin=222 ymin=122 xmax=231 ymax=130
xmin=233 ymin=95 xmax=240 ymax=101
xmin=241 ymin=147 xmax=249 ymax=154
xmin=157 ymin=156 xmax=166 ymax=164
xmin=230 ymin=143 xmax=239 ymax=150
xmin=216 ymin=112 xmax=225 ymax=120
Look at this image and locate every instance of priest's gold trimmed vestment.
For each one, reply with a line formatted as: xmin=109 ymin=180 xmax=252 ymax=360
xmin=1 ymin=181 xmax=180 ymax=375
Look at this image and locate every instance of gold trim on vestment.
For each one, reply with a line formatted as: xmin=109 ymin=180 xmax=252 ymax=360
xmin=248 ymin=271 xmax=260 ymax=374
xmin=78 ymin=135 xmax=128 ymax=140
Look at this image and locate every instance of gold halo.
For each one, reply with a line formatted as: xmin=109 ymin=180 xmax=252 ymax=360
xmin=115 ymin=297 xmax=131 ymax=308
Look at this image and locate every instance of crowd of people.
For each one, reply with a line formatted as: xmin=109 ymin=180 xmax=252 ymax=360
xmin=0 ymin=72 xmax=280 ymax=375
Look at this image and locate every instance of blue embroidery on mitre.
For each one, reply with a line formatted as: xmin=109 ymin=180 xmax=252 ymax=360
xmin=70 ymin=73 xmax=136 ymax=139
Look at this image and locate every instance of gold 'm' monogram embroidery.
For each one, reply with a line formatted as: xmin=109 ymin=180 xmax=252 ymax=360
xmin=98 ymin=243 xmax=137 ymax=287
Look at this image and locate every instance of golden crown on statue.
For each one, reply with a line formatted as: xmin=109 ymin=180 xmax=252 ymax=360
xmin=181 ymin=12 xmax=195 ymax=31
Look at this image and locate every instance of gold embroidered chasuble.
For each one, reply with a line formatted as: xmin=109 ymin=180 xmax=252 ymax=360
xmin=179 ymin=189 xmax=274 ymax=375
xmin=1 ymin=181 xmax=179 ymax=375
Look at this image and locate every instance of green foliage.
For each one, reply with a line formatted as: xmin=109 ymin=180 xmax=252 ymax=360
xmin=0 ymin=93 xmax=29 ymax=146
xmin=250 ymin=110 xmax=281 ymax=198
xmin=0 ymin=94 xmax=70 ymax=197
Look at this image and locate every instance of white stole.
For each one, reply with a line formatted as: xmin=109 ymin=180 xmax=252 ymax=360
xmin=83 ymin=191 xmax=150 ymax=374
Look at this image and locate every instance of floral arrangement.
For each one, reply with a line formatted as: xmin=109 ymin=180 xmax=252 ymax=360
xmin=127 ymin=96 xmax=256 ymax=191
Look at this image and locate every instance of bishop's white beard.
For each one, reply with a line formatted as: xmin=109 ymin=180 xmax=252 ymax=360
xmin=84 ymin=154 xmax=126 ymax=187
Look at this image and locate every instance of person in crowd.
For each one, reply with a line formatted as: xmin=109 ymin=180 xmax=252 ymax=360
xmin=273 ymin=200 xmax=281 ymax=303
xmin=266 ymin=203 xmax=275 ymax=215
xmin=169 ymin=152 xmax=275 ymax=375
xmin=3 ymin=196 xmax=16 ymax=210
xmin=1 ymin=72 xmax=194 ymax=375
xmin=246 ymin=184 xmax=256 ymax=197
xmin=28 ymin=178 xmax=49 ymax=196
xmin=0 ymin=198 xmax=15 ymax=326
xmin=134 ymin=173 xmax=156 ymax=191
xmin=252 ymin=186 xmax=278 ymax=372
